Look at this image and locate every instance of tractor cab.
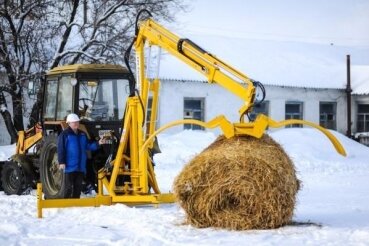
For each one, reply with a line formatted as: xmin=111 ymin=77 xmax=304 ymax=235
xmin=43 ymin=64 xmax=130 ymax=138
xmin=40 ymin=64 xmax=131 ymax=198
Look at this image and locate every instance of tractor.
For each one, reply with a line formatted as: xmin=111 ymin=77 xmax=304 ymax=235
xmin=1 ymin=64 xmax=131 ymax=198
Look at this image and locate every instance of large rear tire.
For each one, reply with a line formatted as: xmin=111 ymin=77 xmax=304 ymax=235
xmin=39 ymin=134 xmax=65 ymax=199
xmin=1 ymin=161 xmax=30 ymax=195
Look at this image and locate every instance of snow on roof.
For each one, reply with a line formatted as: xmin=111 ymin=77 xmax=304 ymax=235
xmin=157 ymin=34 xmax=369 ymax=93
xmin=351 ymin=65 xmax=369 ymax=95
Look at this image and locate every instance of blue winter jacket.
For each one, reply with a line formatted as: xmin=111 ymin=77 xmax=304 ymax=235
xmin=57 ymin=127 xmax=99 ymax=174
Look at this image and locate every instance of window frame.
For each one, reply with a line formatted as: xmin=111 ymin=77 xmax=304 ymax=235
xmin=249 ymin=101 xmax=269 ymax=121
xmin=357 ymin=103 xmax=369 ymax=132
xmin=43 ymin=79 xmax=59 ymax=120
xmin=183 ymin=97 xmax=205 ymax=130
xmin=56 ymin=75 xmax=74 ymax=120
xmin=285 ymin=101 xmax=304 ymax=128
xmin=78 ymin=78 xmax=129 ymax=121
xmin=319 ymin=101 xmax=337 ymax=130
xmin=43 ymin=75 xmax=74 ymax=121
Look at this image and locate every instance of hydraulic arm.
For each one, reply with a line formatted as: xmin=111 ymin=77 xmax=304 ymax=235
xmin=133 ymin=10 xmax=346 ymax=156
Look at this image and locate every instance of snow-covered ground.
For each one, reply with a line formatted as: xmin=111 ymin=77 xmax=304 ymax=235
xmin=0 ymin=128 xmax=369 ymax=245
xmin=0 ymin=144 xmax=15 ymax=162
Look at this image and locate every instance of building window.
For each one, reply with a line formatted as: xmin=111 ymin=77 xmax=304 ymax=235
xmin=184 ymin=98 xmax=205 ymax=130
xmin=285 ymin=102 xmax=303 ymax=128
xmin=249 ymin=101 xmax=269 ymax=121
xmin=320 ymin=102 xmax=337 ymax=130
xmin=357 ymin=104 xmax=369 ymax=132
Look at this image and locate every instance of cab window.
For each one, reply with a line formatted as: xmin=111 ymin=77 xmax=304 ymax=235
xmin=44 ymin=76 xmax=74 ymax=120
xmin=79 ymin=79 xmax=129 ymax=121
xmin=56 ymin=76 xmax=73 ymax=120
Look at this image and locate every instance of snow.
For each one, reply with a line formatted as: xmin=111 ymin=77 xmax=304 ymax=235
xmin=1 ymin=128 xmax=369 ymax=245
xmin=351 ymin=65 xmax=369 ymax=95
xmin=156 ymin=0 xmax=369 ymax=93
xmin=158 ymin=34 xmax=369 ymax=93
xmin=0 ymin=144 xmax=15 ymax=162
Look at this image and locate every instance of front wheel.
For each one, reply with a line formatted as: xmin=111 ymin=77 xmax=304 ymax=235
xmin=1 ymin=161 xmax=30 ymax=195
xmin=39 ymin=134 xmax=65 ymax=199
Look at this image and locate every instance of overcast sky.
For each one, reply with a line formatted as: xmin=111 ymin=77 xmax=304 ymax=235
xmin=156 ymin=0 xmax=369 ymax=86
xmin=173 ymin=0 xmax=369 ymax=46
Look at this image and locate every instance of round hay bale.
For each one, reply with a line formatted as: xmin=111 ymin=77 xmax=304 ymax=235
xmin=173 ymin=134 xmax=300 ymax=230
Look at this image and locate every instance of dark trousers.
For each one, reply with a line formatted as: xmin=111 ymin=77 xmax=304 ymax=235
xmin=64 ymin=172 xmax=84 ymax=198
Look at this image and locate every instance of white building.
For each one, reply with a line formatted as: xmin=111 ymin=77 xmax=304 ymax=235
xmin=1 ymin=38 xmax=369 ymax=145
xmin=155 ymin=73 xmax=369 ymax=145
xmin=157 ymin=79 xmax=346 ymax=133
xmin=1 ymin=72 xmax=368 ymax=146
xmin=152 ymin=35 xmax=369 ymax=144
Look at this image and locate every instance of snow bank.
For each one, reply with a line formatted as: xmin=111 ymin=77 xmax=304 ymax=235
xmin=0 ymin=144 xmax=15 ymax=162
xmin=0 ymin=129 xmax=368 ymax=245
xmin=270 ymin=128 xmax=369 ymax=174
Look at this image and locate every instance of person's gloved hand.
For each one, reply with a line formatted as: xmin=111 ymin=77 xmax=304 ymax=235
xmin=98 ymin=138 xmax=106 ymax=145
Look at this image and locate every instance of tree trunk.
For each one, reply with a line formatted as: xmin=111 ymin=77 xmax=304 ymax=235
xmin=0 ymin=92 xmax=17 ymax=144
xmin=10 ymin=83 xmax=24 ymax=131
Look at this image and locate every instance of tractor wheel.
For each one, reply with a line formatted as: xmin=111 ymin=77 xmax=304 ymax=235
xmin=39 ymin=134 xmax=65 ymax=199
xmin=1 ymin=161 xmax=30 ymax=195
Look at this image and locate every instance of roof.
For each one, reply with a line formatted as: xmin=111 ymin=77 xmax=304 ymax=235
xmin=47 ymin=64 xmax=128 ymax=76
xmin=160 ymin=77 xmax=347 ymax=91
xmin=351 ymin=65 xmax=369 ymax=95
xmin=155 ymin=34 xmax=369 ymax=93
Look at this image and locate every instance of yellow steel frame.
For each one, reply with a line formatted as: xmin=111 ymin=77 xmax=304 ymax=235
xmin=136 ymin=19 xmax=255 ymax=118
xmin=16 ymin=124 xmax=43 ymax=155
xmin=141 ymin=115 xmax=346 ymax=157
xmin=37 ymin=17 xmax=346 ymax=218
xmin=37 ymin=71 xmax=174 ymax=218
xmin=134 ymin=18 xmax=346 ymax=156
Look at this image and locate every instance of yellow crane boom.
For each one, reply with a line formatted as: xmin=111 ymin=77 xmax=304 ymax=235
xmin=133 ymin=11 xmax=346 ymax=156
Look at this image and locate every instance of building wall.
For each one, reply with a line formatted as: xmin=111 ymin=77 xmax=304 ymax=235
xmin=0 ymin=77 xmax=362 ymax=145
xmin=158 ymin=79 xmax=348 ymax=135
xmin=158 ymin=80 xmax=243 ymax=134
xmin=266 ymin=85 xmax=347 ymax=133
xmin=352 ymin=94 xmax=369 ymax=133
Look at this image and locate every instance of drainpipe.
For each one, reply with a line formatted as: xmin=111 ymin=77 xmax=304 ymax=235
xmin=346 ymin=55 xmax=352 ymax=137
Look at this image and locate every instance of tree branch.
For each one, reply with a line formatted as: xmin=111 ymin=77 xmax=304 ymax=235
xmin=57 ymin=49 xmax=103 ymax=63
xmin=69 ymin=0 xmax=128 ymax=64
xmin=50 ymin=0 xmax=80 ymax=69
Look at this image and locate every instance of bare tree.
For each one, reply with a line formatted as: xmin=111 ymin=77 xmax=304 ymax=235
xmin=49 ymin=0 xmax=184 ymax=66
xmin=0 ymin=0 xmax=186 ymax=142
xmin=0 ymin=0 xmax=50 ymax=132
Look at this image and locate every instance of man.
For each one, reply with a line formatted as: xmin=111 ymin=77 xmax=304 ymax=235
xmin=57 ymin=113 xmax=104 ymax=198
